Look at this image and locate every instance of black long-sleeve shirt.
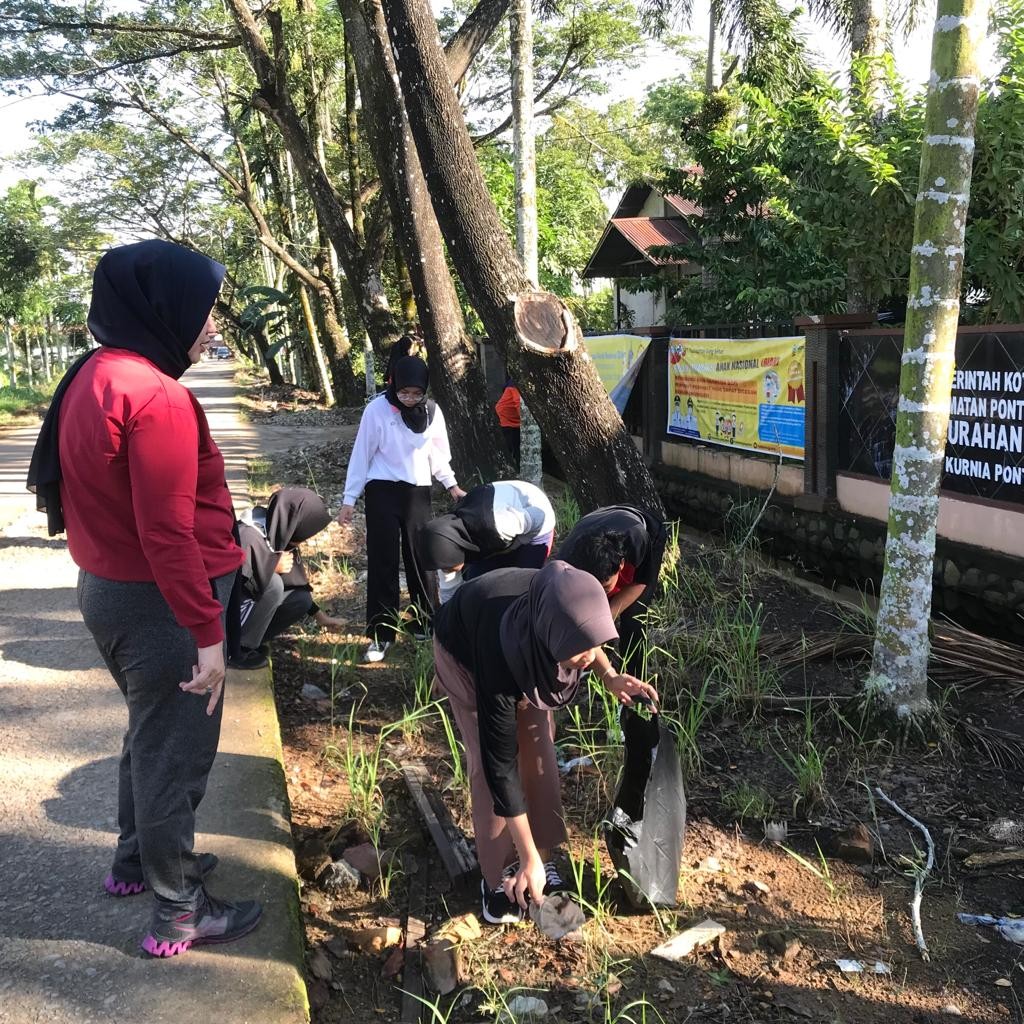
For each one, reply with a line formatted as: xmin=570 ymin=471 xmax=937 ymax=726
xmin=556 ymin=505 xmax=664 ymax=590
xmin=434 ymin=568 xmax=539 ymax=817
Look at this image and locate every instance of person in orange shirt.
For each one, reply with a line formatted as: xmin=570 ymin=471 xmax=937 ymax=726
xmin=495 ymin=377 xmax=521 ymax=467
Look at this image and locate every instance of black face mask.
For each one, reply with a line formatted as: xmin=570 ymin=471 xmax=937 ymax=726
xmin=26 ymin=239 xmax=226 ymax=535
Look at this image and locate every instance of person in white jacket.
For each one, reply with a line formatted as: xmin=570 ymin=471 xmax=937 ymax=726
xmin=338 ymin=356 xmax=465 ymax=662
xmin=416 ymin=480 xmax=556 ymax=603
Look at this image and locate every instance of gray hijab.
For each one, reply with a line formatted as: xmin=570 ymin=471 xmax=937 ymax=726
xmin=499 ymin=560 xmax=618 ymax=710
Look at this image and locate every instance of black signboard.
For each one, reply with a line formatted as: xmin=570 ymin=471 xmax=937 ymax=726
xmin=839 ymin=330 xmax=1024 ymax=506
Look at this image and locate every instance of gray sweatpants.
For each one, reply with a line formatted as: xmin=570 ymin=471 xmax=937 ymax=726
xmin=78 ymin=569 xmax=235 ymax=912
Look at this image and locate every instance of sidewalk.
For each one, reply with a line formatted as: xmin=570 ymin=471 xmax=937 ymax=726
xmin=0 ymin=361 xmax=307 ymax=1024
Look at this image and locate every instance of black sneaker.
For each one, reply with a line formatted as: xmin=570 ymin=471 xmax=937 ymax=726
xmin=481 ymin=878 xmax=523 ymax=925
xmin=542 ymin=860 xmax=565 ymax=896
xmin=142 ymin=890 xmax=263 ymax=957
xmin=228 ymin=648 xmax=269 ymax=670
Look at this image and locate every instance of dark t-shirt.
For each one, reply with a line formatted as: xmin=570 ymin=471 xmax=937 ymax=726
xmin=556 ymin=505 xmax=662 ymax=589
xmin=434 ymin=568 xmax=539 ymax=817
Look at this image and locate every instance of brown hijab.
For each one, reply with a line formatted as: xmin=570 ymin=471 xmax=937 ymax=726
xmin=499 ymin=560 xmax=618 ymax=710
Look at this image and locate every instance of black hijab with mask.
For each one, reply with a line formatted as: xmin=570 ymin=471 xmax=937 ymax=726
xmin=384 ymin=355 xmax=436 ymax=434
xmin=26 ymin=240 xmax=226 ymax=535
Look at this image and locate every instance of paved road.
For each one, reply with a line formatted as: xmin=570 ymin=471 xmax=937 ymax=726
xmin=0 ymin=360 xmax=307 ymax=1024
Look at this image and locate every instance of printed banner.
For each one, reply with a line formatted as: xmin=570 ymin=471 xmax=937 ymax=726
xmin=582 ymin=334 xmax=651 ymax=414
xmin=667 ymin=337 xmax=806 ymax=459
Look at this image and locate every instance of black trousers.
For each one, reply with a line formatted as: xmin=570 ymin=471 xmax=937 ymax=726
xmin=501 ymin=426 xmax=521 ymax=471
xmin=240 ymin=574 xmax=314 ymax=650
xmin=462 ymin=539 xmax=549 ymax=581
xmin=78 ymin=569 xmax=235 ymax=912
xmin=364 ymin=479 xmax=435 ymax=641
xmin=618 ymin=522 xmax=670 ymax=677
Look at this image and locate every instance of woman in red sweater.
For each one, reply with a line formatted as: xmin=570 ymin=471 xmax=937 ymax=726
xmin=27 ymin=240 xmax=262 ymax=958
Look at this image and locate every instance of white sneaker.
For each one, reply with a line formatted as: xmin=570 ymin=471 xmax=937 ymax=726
xmin=363 ymin=640 xmax=391 ymax=664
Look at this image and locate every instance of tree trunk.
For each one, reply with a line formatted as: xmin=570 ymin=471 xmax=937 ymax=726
xmin=394 ymin=243 xmax=417 ymax=325
xmin=39 ymin=324 xmax=52 ymax=380
xmin=866 ymin=0 xmax=987 ymax=724
xmin=5 ymin=324 xmax=17 ymax=387
xmin=344 ymin=38 xmax=365 ymax=246
xmin=850 ymin=0 xmax=889 ymax=112
xmin=339 ymin=0 xmax=512 ymax=482
xmin=380 ymin=0 xmax=663 ymax=513
xmin=226 ymin=0 xmax=402 ymax=356
xmin=704 ymin=5 xmax=719 ymax=95
xmin=298 ymin=284 xmax=337 ymax=406
xmin=22 ymin=329 xmax=33 ymax=386
xmin=510 ymin=0 xmax=543 ymax=485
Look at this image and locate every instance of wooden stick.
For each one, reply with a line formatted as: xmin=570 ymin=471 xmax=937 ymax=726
xmin=875 ymin=786 xmax=935 ymax=961
xmin=401 ymin=760 xmax=477 ymax=885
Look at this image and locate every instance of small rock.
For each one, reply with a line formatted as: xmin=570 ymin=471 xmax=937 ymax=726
xmin=699 ymin=856 xmax=722 ymax=872
xmin=530 ymin=895 xmax=587 ymax=940
xmin=301 ymin=683 xmax=330 ymax=701
xmin=651 ymin=920 xmax=727 ymax=961
xmin=423 ymin=937 xmax=462 ymax=995
xmin=830 ymin=823 xmax=874 ymax=865
xmin=327 ymin=820 xmax=372 ymax=859
xmin=326 ymin=935 xmax=349 ymax=958
xmin=321 ymin=858 xmax=362 ymax=892
xmin=657 ymin=979 xmax=675 ymax=994
xmin=349 ymin=926 xmax=403 ymax=954
xmin=343 ymin=842 xmax=390 ymax=880
xmin=760 ymin=931 xmax=802 ymax=961
xmin=498 ymin=995 xmax=548 ymax=1022
xmin=382 ymin=946 xmax=404 ymax=979
xmin=743 ymin=880 xmax=770 ymax=899
xmin=308 ymin=979 xmax=330 ymax=1011
xmin=309 ymin=948 xmax=333 ymax=982
xmin=943 ymin=1004 xmax=964 ymax=1016
xmin=604 ymin=974 xmax=623 ymax=997
xmin=995 ymin=978 xmax=1012 ymax=987
xmin=295 ymin=835 xmax=331 ymax=882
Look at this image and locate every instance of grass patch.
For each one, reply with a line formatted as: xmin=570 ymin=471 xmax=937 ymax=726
xmin=0 ymin=381 xmax=56 ymax=424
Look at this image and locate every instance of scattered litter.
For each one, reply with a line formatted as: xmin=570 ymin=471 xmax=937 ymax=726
xmin=651 ymin=919 xmax=726 ymax=961
xmin=559 ymin=755 xmax=594 ymax=775
xmin=942 ymin=1004 xmax=963 ymax=1016
xmin=764 ymin=821 xmax=788 ymax=843
xmin=530 ymin=894 xmax=586 ymax=940
xmin=437 ymin=912 xmax=482 ymax=943
xmin=348 ymin=925 xmax=402 ymax=954
xmin=497 ymin=995 xmax=548 ymax=1022
xmin=743 ymin=880 xmax=770 ymax=898
xmin=699 ymin=856 xmax=722 ymax=873
xmin=834 ymin=959 xmax=891 ymax=975
xmin=957 ymin=913 xmax=1024 ymax=944
xmin=995 ymin=978 xmax=1012 ymax=987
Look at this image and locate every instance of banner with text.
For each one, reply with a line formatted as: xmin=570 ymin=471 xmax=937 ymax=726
xmin=839 ymin=331 xmax=1024 ymax=504
xmin=582 ymin=334 xmax=651 ymax=414
xmin=666 ymin=337 xmax=806 ymax=459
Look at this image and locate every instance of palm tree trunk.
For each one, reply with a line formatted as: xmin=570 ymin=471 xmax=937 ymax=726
xmin=704 ymin=5 xmax=718 ymax=94
xmin=5 ymin=324 xmax=18 ymax=386
xmin=866 ymin=0 xmax=988 ymax=724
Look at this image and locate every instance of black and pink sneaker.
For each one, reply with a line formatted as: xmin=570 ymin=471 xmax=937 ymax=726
xmin=104 ymin=853 xmax=219 ymax=897
xmin=142 ymin=890 xmax=263 ymax=958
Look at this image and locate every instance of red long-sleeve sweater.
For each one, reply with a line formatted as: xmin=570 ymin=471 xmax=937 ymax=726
xmin=58 ymin=349 xmax=243 ymax=646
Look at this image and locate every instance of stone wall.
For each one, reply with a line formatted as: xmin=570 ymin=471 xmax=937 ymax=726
xmin=654 ymin=465 xmax=1024 ymax=637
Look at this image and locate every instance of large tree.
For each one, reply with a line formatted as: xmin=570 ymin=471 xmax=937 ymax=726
xmin=866 ymin=0 xmax=989 ymax=724
xmin=381 ymin=0 xmax=663 ymax=513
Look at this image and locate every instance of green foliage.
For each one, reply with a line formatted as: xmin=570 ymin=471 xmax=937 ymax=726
xmin=649 ymin=33 xmax=1024 ymax=325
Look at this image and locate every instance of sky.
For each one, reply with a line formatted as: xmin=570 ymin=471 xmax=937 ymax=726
xmin=0 ymin=1 xmax=997 ymax=192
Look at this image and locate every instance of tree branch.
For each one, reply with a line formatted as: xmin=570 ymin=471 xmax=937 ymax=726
xmin=3 ymin=14 xmax=238 ymax=42
xmin=443 ymin=0 xmax=510 ymax=85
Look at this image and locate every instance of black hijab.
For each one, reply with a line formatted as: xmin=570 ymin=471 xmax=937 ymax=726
xmin=240 ymin=487 xmax=332 ymax=595
xmin=384 ymin=355 xmax=436 ymax=434
xmin=499 ymin=560 xmax=618 ymax=710
xmin=26 ymin=240 xmax=225 ymax=535
xmin=417 ymin=514 xmax=480 ymax=570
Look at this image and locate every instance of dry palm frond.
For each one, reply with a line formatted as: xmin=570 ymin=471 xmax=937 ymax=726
xmin=956 ymin=717 xmax=1024 ymax=774
xmin=759 ymin=623 xmax=1024 ymax=694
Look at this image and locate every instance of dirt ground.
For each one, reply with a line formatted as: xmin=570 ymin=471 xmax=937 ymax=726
xmin=248 ymin=383 xmax=1024 ymax=1024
